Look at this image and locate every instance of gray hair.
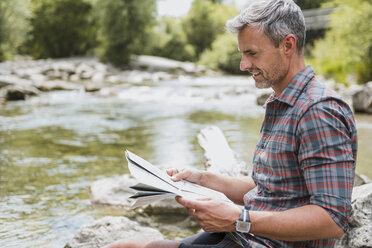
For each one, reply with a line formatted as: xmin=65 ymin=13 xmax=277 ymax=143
xmin=226 ymin=0 xmax=306 ymax=54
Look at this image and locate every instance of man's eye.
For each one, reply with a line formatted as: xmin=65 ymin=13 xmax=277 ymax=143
xmin=244 ymin=52 xmax=256 ymax=56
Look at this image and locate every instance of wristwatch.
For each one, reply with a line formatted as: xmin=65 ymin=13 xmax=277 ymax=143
xmin=235 ymin=208 xmax=251 ymax=233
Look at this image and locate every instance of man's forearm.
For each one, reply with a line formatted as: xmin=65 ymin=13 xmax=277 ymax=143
xmin=249 ymin=204 xmax=344 ymax=241
xmin=199 ymin=172 xmax=256 ymax=205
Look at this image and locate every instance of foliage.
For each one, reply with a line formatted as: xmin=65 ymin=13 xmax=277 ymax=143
xmin=182 ymin=0 xmax=238 ymax=59
xmin=149 ymin=17 xmax=195 ymax=61
xmin=198 ymin=33 xmax=242 ymax=74
xmin=98 ymin=0 xmax=156 ymax=66
xmin=294 ymin=0 xmax=328 ymax=10
xmin=0 ymin=0 xmax=30 ymax=61
xmin=24 ymin=0 xmax=96 ymax=59
xmin=310 ymin=0 xmax=372 ymax=84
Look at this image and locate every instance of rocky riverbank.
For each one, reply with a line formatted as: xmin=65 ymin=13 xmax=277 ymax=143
xmin=0 ymin=56 xmax=214 ymax=103
xmin=1 ymin=56 xmax=372 ymax=114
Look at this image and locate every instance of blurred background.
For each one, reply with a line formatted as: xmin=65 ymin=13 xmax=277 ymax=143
xmin=0 ymin=0 xmax=371 ymax=82
xmin=1 ymin=0 xmax=371 ymax=247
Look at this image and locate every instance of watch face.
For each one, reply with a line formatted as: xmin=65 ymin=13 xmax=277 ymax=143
xmin=236 ymin=221 xmax=251 ymax=233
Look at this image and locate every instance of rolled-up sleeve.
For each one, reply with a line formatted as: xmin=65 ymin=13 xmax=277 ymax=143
xmin=297 ymin=99 xmax=357 ymax=231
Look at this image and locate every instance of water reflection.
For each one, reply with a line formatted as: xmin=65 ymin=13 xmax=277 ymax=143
xmin=0 ymin=75 xmax=371 ymax=247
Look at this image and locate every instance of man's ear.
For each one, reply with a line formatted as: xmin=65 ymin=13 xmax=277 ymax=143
xmin=282 ymin=34 xmax=297 ymax=56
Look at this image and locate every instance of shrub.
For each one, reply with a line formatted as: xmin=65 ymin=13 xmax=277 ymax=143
xmin=182 ymin=0 xmax=237 ymax=59
xmin=0 ymin=0 xmax=30 ymax=61
xmin=24 ymin=0 xmax=97 ymax=59
xmin=310 ymin=0 xmax=372 ymax=84
xmin=198 ymin=33 xmax=242 ymax=74
xmin=98 ymin=0 xmax=156 ymax=66
xmin=148 ymin=17 xmax=195 ymax=62
xmin=294 ymin=0 xmax=328 ymax=9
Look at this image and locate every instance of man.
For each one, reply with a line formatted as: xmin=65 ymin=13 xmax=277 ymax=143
xmin=107 ymin=0 xmax=357 ymax=247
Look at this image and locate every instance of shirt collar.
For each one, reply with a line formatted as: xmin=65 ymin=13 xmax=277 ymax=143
xmin=266 ymin=65 xmax=315 ymax=107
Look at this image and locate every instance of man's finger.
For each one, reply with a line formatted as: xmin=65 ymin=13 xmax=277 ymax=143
xmin=187 ymin=207 xmax=195 ymax=216
xmin=171 ymin=170 xmax=190 ymax=181
xmin=166 ymin=168 xmax=179 ymax=177
xmin=176 ymin=196 xmax=205 ymax=210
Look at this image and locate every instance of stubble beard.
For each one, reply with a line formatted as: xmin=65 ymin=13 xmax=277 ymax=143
xmin=255 ymin=76 xmax=274 ymax=89
xmin=254 ymin=63 xmax=287 ymax=90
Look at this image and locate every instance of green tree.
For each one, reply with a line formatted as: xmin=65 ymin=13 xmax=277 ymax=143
xmin=0 ymin=0 xmax=30 ymax=61
xmin=198 ymin=33 xmax=242 ymax=74
xmin=294 ymin=0 xmax=328 ymax=10
xmin=98 ymin=0 xmax=156 ymax=66
xmin=311 ymin=0 xmax=372 ymax=84
xmin=0 ymin=2 xmax=6 ymax=61
xmin=182 ymin=0 xmax=238 ymax=59
xmin=24 ymin=0 xmax=96 ymax=59
xmin=149 ymin=17 xmax=195 ymax=61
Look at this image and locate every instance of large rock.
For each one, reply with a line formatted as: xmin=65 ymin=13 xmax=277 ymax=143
xmin=0 ymin=75 xmax=14 ymax=88
xmin=354 ymin=172 xmax=372 ymax=187
xmin=197 ymin=126 xmax=249 ymax=176
xmin=89 ymin=174 xmax=187 ymax=215
xmin=64 ymin=216 xmax=163 ymax=248
xmin=352 ymin=81 xmax=372 ymax=114
xmin=0 ymin=75 xmax=34 ymax=88
xmin=256 ymin=90 xmax=273 ymax=106
xmin=33 ymin=80 xmax=80 ymax=91
xmin=90 ymin=174 xmax=137 ymax=207
xmin=1 ymin=56 xmax=208 ymax=95
xmin=335 ymin=183 xmax=372 ymax=248
xmin=130 ymin=55 xmax=206 ymax=75
xmin=0 ymin=84 xmax=39 ymax=101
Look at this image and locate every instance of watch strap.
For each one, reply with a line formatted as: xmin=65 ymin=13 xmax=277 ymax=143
xmin=239 ymin=208 xmax=250 ymax=222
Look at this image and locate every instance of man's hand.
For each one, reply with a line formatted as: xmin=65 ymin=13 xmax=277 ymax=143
xmin=176 ymin=196 xmax=241 ymax=233
xmin=166 ymin=168 xmax=204 ymax=185
xmin=167 ymin=168 xmax=256 ymax=205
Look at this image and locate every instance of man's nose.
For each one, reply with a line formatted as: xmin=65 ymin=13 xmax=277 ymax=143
xmin=240 ymin=57 xmax=253 ymax=71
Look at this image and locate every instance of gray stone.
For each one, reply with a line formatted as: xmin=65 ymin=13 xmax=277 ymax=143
xmin=91 ymin=72 xmax=106 ymax=83
xmin=130 ymin=55 xmax=204 ymax=75
xmin=0 ymin=75 xmax=14 ymax=88
xmin=335 ymin=183 xmax=372 ymax=248
xmin=89 ymin=174 xmax=137 ymax=208
xmin=140 ymin=198 xmax=187 ymax=215
xmin=76 ymin=63 xmax=94 ymax=80
xmin=89 ymin=174 xmax=187 ymax=215
xmin=352 ymin=81 xmax=372 ymax=114
xmin=197 ymin=125 xmax=249 ymax=176
xmin=0 ymin=84 xmax=39 ymax=101
xmin=0 ymin=75 xmax=33 ymax=88
xmin=33 ymin=80 xmax=80 ymax=91
xmin=29 ymin=73 xmax=48 ymax=83
xmin=256 ymin=91 xmax=272 ymax=106
xmin=354 ymin=172 xmax=372 ymax=187
xmin=64 ymin=216 xmax=163 ymax=248
xmin=349 ymin=183 xmax=372 ymax=227
xmin=84 ymin=84 xmax=103 ymax=92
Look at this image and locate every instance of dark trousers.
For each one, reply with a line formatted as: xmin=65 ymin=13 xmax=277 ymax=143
xmin=179 ymin=232 xmax=226 ymax=248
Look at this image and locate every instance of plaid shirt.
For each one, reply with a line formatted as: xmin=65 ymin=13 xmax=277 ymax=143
xmin=218 ymin=66 xmax=358 ymax=248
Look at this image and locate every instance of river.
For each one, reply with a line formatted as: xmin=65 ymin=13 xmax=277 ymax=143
xmin=0 ymin=75 xmax=371 ymax=247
